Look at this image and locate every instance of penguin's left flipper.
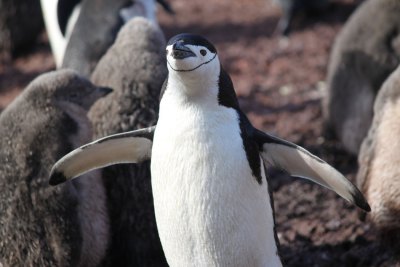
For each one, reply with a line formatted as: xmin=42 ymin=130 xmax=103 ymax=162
xmin=255 ymin=129 xmax=371 ymax=212
xmin=49 ymin=126 xmax=155 ymax=186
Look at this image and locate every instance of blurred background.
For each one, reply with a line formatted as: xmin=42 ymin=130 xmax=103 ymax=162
xmin=1 ymin=0 xmax=398 ymax=266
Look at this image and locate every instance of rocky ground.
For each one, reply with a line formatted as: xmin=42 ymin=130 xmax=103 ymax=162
xmin=1 ymin=0 xmax=399 ymax=266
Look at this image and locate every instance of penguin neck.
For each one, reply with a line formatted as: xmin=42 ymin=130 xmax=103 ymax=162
xmin=166 ymin=71 xmax=220 ymax=106
xmin=54 ymin=101 xmax=93 ymax=148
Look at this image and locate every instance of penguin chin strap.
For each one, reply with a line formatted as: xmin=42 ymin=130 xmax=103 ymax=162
xmin=167 ymin=53 xmax=217 ymax=72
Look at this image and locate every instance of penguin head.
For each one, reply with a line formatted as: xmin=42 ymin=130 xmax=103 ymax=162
xmin=26 ymin=69 xmax=112 ymax=113
xmin=50 ymin=70 xmax=113 ymax=111
xmin=166 ymin=33 xmax=220 ymax=88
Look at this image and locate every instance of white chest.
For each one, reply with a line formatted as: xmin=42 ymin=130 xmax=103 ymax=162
xmin=151 ymin=92 xmax=281 ymax=267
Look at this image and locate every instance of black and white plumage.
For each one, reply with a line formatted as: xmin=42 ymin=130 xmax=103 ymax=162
xmin=0 ymin=70 xmax=111 ymax=267
xmin=40 ymin=0 xmax=172 ymax=70
xmin=40 ymin=0 xmax=173 ymax=75
xmin=87 ymin=17 xmax=167 ymax=266
xmin=50 ymin=34 xmax=370 ymax=266
xmin=61 ymin=0 xmax=138 ymax=76
xmin=40 ymin=0 xmax=80 ymax=66
xmin=323 ymin=0 xmax=400 ymax=155
xmin=57 ymin=0 xmax=81 ymax=37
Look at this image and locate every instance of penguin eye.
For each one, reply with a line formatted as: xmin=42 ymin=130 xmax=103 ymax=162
xmin=200 ymin=49 xmax=207 ymax=56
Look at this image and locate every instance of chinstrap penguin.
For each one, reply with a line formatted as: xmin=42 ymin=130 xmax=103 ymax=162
xmin=50 ymin=34 xmax=370 ymax=266
xmin=0 ymin=69 xmax=111 ymax=267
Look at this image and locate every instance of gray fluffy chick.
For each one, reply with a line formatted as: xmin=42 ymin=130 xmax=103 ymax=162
xmin=88 ymin=17 xmax=168 ymax=266
xmin=357 ymin=65 xmax=400 ymax=234
xmin=0 ymin=69 xmax=111 ymax=267
xmin=323 ymin=0 xmax=400 ymax=155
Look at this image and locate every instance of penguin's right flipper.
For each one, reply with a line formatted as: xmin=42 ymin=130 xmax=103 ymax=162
xmin=255 ymin=129 xmax=371 ymax=212
xmin=49 ymin=126 xmax=155 ymax=186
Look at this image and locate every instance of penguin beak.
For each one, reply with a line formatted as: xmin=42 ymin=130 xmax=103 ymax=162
xmin=97 ymin=86 xmax=113 ymax=97
xmin=171 ymin=42 xmax=196 ymax=59
xmin=81 ymin=86 xmax=113 ymax=110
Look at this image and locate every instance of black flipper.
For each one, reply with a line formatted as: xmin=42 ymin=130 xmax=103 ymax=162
xmin=255 ymin=129 xmax=371 ymax=212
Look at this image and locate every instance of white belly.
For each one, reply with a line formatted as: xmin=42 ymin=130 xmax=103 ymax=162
xmin=151 ymin=98 xmax=281 ymax=267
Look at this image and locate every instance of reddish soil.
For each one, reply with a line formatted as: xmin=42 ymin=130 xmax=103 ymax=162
xmin=0 ymin=33 xmax=54 ymax=111
xmin=1 ymin=0 xmax=399 ymax=266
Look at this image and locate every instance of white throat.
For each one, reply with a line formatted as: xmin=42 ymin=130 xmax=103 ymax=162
xmin=166 ymin=72 xmax=219 ymax=104
xmin=165 ymin=51 xmax=221 ymax=100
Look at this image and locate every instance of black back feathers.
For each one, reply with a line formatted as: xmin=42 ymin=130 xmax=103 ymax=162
xmin=217 ymin=66 xmax=263 ymax=184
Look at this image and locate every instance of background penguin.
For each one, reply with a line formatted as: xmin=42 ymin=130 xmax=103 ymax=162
xmin=40 ymin=0 xmax=81 ymax=67
xmin=0 ymin=69 xmax=110 ymax=267
xmin=41 ymin=0 xmax=173 ymax=70
xmin=59 ymin=0 xmax=172 ymax=77
xmin=87 ymin=16 xmax=167 ymax=266
xmin=273 ymin=0 xmax=330 ymax=35
xmin=323 ymin=0 xmax=400 ymax=155
xmin=357 ymin=65 xmax=400 ymax=238
xmin=50 ymin=33 xmax=370 ymax=266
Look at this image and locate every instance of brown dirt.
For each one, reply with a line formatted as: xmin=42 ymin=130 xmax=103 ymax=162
xmin=0 ymin=32 xmax=54 ymax=111
xmin=1 ymin=0 xmax=399 ymax=265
